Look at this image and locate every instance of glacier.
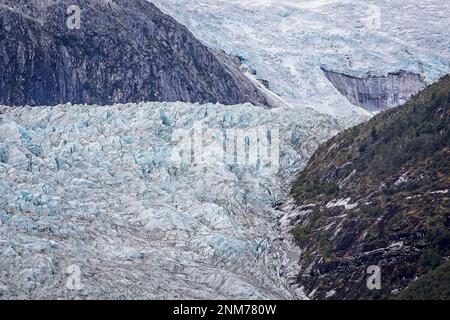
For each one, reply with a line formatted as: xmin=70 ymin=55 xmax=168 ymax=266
xmin=1 ymin=0 xmax=449 ymax=300
xmin=0 ymin=102 xmax=342 ymax=299
xmin=151 ymin=0 xmax=450 ymax=117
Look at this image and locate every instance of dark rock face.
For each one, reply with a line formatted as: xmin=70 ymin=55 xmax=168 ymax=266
xmin=322 ymin=68 xmax=426 ymax=112
xmin=288 ymin=75 xmax=450 ymax=299
xmin=0 ymin=0 xmax=269 ymax=107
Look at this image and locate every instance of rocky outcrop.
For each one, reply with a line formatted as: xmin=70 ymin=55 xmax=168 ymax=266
xmin=0 ymin=0 xmax=269 ymax=107
xmin=322 ymin=68 xmax=426 ymax=112
xmin=286 ymin=75 xmax=450 ymax=299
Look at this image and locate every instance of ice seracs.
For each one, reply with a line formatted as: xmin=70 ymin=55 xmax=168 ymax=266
xmin=0 ymin=101 xmax=342 ymax=299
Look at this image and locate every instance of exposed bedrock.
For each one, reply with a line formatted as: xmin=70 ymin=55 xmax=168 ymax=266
xmin=0 ymin=0 xmax=268 ymax=107
xmin=322 ymin=68 xmax=426 ymax=112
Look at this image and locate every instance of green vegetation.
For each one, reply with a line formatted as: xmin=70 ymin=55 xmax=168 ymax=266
xmin=290 ymin=225 xmax=312 ymax=243
xmin=292 ymin=75 xmax=450 ymax=203
xmin=397 ymin=260 xmax=450 ymax=300
xmin=292 ymin=173 xmax=340 ymax=203
xmin=290 ymin=208 xmax=335 ymax=259
xmin=289 ymin=75 xmax=450 ymax=300
xmin=358 ymin=204 xmax=382 ymax=218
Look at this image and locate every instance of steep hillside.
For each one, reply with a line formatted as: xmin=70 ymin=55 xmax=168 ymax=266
xmin=0 ymin=0 xmax=268 ymax=106
xmin=285 ymin=75 xmax=450 ymax=300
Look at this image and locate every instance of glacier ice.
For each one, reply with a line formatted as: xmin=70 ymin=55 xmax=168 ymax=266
xmin=0 ymin=102 xmax=343 ymax=299
xmin=2 ymin=0 xmax=448 ymax=300
xmin=151 ymin=0 xmax=450 ymax=117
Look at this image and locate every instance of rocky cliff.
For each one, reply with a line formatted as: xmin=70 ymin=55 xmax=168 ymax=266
xmin=0 ymin=0 xmax=268 ymax=107
xmin=322 ymin=68 xmax=426 ymax=112
xmin=284 ymin=75 xmax=450 ymax=299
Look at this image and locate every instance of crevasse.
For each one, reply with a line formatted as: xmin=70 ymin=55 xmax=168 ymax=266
xmin=0 ymin=102 xmax=342 ymax=299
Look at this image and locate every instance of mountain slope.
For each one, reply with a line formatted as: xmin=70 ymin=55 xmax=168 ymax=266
xmin=0 ymin=0 xmax=268 ymax=107
xmin=152 ymin=0 xmax=450 ymax=118
xmin=285 ymin=75 xmax=450 ymax=299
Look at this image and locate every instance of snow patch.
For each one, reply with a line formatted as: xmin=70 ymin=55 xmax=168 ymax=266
xmin=326 ymin=198 xmax=358 ymax=210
